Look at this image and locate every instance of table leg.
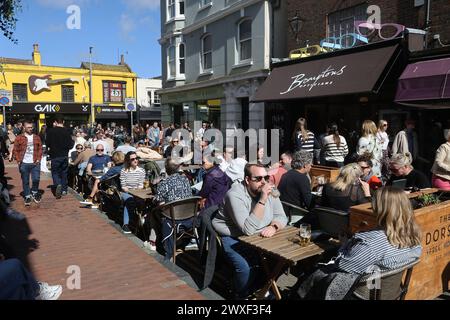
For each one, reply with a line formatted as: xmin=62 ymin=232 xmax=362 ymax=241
xmin=256 ymin=254 xmax=286 ymax=300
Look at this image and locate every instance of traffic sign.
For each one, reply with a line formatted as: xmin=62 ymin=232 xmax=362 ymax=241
xmin=125 ymin=97 xmax=136 ymax=112
xmin=0 ymin=89 xmax=12 ymax=107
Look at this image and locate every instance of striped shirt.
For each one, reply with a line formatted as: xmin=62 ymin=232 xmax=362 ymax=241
xmin=120 ymin=167 xmax=145 ymax=189
xmin=295 ymin=131 xmax=316 ymax=153
xmin=322 ymin=134 xmax=349 ymax=163
xmin=335 ymin=230 xmax=422 ymax=275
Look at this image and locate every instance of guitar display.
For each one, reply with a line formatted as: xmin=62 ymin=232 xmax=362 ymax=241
xmin=28 ymin=75 xmax=79 ymax=94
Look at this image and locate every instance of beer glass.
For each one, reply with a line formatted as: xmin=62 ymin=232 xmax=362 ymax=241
xmin=299 ymin=223 xmax=312 ymax=246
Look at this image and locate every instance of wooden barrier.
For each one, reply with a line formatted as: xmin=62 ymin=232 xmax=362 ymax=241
xmin=349 ymin=189 xmax=450 ymax=300
xmin=310 ymin=165 xmax=340 ymax=190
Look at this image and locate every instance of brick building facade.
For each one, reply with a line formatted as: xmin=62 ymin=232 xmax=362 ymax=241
xmin=286 ymin=0 xmax=450 ymax=53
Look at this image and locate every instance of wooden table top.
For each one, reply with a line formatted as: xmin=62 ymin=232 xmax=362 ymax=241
xmin=181 ymin=164 xmax=202 ymax=171
xmin=127 ymin=189 xmax=154 ymax=200
xmin=239 ymin=226 xmax=334 ymax=265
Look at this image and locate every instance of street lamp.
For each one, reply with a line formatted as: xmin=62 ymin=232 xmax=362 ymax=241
xmin=89 ymin=46 xmax=94 ymax=126
xmin=288 ymin=11 xmax=305 ymax=45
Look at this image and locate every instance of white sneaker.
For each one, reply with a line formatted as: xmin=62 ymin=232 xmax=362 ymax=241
xmin=144 ymin=241 xmax=156 ymax=251
xmin=36 ymin=282 xmax=63 ymax=300
xmin=80 ymin=199 xmax=93 ymax=205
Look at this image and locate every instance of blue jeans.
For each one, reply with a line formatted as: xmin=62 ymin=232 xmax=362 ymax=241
xmin=221 ymin=236 xmax=260 ymax=299
xmin=0 ymin=258 xmax=39 ymax=300
xmin=121 ymin=192 xmax=135 ymax=225
xmin=51 ymin=157 xmax=69 ymax=192
xmin=19 ymin=163 xmax=40 ymax=198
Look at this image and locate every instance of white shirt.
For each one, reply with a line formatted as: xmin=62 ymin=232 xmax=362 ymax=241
xmin=22 ymin=134 xmax=34 ymax=164
xmin=376 ymin=131 xmax=389 ymax=151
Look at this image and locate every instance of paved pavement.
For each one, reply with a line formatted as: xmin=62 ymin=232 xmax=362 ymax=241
xmin=3 ymin=163 xmax=220 ymax=300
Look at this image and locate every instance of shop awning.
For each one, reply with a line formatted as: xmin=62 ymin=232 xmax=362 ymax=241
xmin=395 ymin=57 xmax=450 ymax=103
xmin=139 ymin=110 xmax=161 ymax=120
xmin=252 ymin=44 xmax=401 ymax=102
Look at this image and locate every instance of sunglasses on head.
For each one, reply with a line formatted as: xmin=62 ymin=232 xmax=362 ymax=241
xmin=250 ymin=175 xmax=270 ymax=182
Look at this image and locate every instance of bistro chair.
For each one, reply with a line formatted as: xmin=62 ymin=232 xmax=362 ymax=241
xmin=347 ymin=258 xmax=420 ymax=300
xmin=312 ymin=206 xmax=349 ymax=240
xmin=280 ymin=201 xmax=309 ymax=226
xmin=152 ymin=196 xmax=201 ymax=263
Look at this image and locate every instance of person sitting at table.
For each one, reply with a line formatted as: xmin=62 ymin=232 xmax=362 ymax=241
xmin=357 ymin=153 xmax=383 ymax=191
xmin=119 ymin=151 xmax=146 ymax=234
xmin=388 ymin=152 xmax=430 ymax=190
xmin=321 ymin=163 xmax=371 ymax=212
xmin=224 ymin=150 xmax=247 ymax=184
xmin=297 ymin=186 xmax=422 ymax=300
xmin=268 ymin=151 xmax=293 ymax=188
xmin=86 ymin=144 xmax=112 ymax=176
xmin=115 ymin=136 xmax=136 ymax=155
xmin=198 ymin=154 xmax=231 ymax=211
xmin=278 ymin=150 xmax=313 ymax=210
xmin=80 ymin=151 xmax=125 ymax=207
xmin=150 ymin=158 xmax=193 ymax=256
xmin=72 ymin=142 xmax=95 ymax=176
xmin=212 ymin=163 xmax=288 ymax=299
xmin=431 ymin=130 xmax=450 ymax=190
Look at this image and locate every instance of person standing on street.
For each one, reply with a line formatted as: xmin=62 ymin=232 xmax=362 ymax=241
xmin=46 ymin=116 xmax=74 ymax=199
xmin=11 ymin=120 xmax=43 ymax=206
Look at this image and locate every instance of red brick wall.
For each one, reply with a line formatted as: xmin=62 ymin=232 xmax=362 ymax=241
xmin=286 ymin=0 xmax=449 ymax=53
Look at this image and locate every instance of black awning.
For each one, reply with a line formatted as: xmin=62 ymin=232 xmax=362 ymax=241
xmin=139 ymin=110 xmax=161 ymax=120
xmin=95 ymin=112 xmax=129 ymax=119
xmin=252 ymin=44 xmax=401 ymax=102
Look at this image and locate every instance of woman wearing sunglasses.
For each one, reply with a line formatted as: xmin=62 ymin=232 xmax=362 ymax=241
xmin=119 ymin=151 xmax=146 ymax=234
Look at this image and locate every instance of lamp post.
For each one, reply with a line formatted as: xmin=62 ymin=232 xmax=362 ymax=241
xmin=89 ymin=46 xmax=94 ymax=126
xmin=288 ymin=11 xmax=304 ymax=45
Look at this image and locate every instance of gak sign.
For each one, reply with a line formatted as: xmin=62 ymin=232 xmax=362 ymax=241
xmin=10 ymin=103 xmax=91 ymax=114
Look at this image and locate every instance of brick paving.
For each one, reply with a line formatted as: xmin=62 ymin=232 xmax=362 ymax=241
xmin=3 ymin=163 xmax=207 ymax=300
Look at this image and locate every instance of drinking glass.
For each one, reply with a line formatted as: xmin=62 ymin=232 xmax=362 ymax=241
xmin=299 ymin=223 xmax=312 ymax=246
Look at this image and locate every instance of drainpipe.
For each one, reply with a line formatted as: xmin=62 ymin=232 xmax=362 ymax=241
xmin=425 ymin=0 xmax=431 ymax=48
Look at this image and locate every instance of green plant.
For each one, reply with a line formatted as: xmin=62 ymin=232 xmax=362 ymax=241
xmin=416 ymin=193 xmax=441 ymax=207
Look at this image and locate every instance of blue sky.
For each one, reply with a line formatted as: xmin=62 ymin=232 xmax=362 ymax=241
xmin=0 ymin=0 xmax=161 ymax=78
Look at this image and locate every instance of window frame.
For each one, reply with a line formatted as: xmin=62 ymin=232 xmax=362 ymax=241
xmin=201 ymin=34 xmax=212 ymax=72
xmin=153 ymin=91 xmax=161 ymax=105
xmin=238 ymin=19 xmax=252 ymax=62
xmin=167 ymin=44 xmax=177 ymax=79
xmin=327 ymin=4 xmax=368 ymax=48
xmin=179 ymin=42 xmax=185 ymax=75
xmin=61 ymin=85 xmax=75 ymax=103
xmin=12 ymin=83 xmax=28 ymax=102
xmin=167 ymin=0 xmax=176 ymax=20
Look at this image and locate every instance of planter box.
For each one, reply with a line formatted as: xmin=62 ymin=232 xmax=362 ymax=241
xmin=349 ymin=189 xmax=450 ymax=300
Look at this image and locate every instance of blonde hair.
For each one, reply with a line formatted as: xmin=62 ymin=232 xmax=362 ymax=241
xmin=378 ymin=120 xmax=387 ymax=130
xmin=373 ymin=187 xmax=421 ymax=248
xmin=361 ymin=120 xmax=378 ymax=137
xmin=390 ymin=152 xmax=413 ymax=169
xmin=330 ymin=163 xmax=362 ymax=191
xmin=111 ymin=151 xmax=125 ymax=165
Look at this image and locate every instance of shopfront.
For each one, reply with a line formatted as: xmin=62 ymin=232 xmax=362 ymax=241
xmin=94 ymin=104 xmax=135 ymax=128
xmin=253 ymin=39 xmax=406 ymax=152
xmin=8 ymin=102 xmax=90 ymax=129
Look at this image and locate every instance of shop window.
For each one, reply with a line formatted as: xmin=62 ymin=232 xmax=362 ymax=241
xmin=102 ymin=81 xmax=126 ymax=103
xmin=238 ymin=19 xmax=252 ymax=61
xmin=327 ymin=4 xmax=367 ymax=48
xmin=179 ymin=43 xmax=185 ymax=74
xmin=12 ymin=83 xmax=27 ymax=102
xmin=62 ymin=85 xmax=74 ymax=102
xmin=201 ymin=34 xmax=212 ymax=71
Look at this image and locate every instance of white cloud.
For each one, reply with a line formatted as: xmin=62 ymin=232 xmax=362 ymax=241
xmin=122 ymin=0 xmax=160 ymax=11
xmin=119 ymin=14 xmax=136 ymax=41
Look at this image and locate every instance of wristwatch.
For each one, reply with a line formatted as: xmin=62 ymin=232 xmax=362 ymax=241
xmin=258 ymin=201 xmax=266 ymax=206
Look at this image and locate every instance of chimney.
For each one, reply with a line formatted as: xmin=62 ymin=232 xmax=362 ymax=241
xmin=32 ymin=43 xmax=41 ymax=66
xmin=120 ymin=54 xmax=125 ymax=65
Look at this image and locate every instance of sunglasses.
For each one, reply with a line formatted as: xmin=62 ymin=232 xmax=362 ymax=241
xmin=76 ymin=148 xmax=83 ymax=150
xmin=96 ymin=149 xmax=104 ymax=151
xmin=250 ymin=175 xmax=270 ymax=182
xmin=130 ymin=157 xmax=138 ymax=161
xmin=360 ymin=166 xmax=370 ymax=170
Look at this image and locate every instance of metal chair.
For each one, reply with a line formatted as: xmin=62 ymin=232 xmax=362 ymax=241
xmin=153 ymin=196 xmax=201 ymax=263
xmin=348 ymin=258 xmax=420 ymax=300
xmin=312 ymin=206 xmax=349 ymax=239
xmin=281 ymin=201 xmax=309 ymax=226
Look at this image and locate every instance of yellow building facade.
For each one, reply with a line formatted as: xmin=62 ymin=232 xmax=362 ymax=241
xmin=0 ymin=44 xmax=137 ymax=129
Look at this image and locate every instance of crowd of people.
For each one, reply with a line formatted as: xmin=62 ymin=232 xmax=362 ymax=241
xmin=0 ymin=114 xmax=448 ymax=300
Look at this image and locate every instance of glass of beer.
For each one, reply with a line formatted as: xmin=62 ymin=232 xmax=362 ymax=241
xmin=143 ymin=179 xmax=150 ymax=189
xmin=299 ymin=223 xmax=312 ymax=246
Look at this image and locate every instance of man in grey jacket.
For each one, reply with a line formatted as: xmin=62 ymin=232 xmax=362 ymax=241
xmin=212 ymin=163 xmax=287 ymax=299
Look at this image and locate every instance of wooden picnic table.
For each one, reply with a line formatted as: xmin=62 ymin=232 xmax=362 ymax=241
xmin=239 ymin=226 xmax=337 ymax=300
xmin=127 ymin=188 xmax=154 ymax=200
